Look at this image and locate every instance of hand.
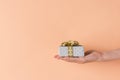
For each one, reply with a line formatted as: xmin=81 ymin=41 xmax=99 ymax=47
xmin=54 ymin=50 xmax=103 ymax=64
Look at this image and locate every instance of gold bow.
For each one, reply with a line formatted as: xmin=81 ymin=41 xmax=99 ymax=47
xmin=61 ymin=40 xmax=80 ymax=56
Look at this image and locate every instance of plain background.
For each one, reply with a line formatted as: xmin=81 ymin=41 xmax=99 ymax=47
xmin=0 ymin=0 xmax=120 ymax=80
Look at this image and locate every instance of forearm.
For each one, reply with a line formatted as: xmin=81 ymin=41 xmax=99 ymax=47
xmin=101 ymin=49 xmax=120 ymax=61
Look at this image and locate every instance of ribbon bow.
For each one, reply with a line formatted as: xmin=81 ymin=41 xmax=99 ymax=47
xmin=61 ymin=40 xmax=79 ymax=46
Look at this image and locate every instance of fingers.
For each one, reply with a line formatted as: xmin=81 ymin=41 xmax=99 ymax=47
xmin=54 ymin=55 xmax=59 ymax=58
xmin=54 ymin=55 xmax=86 ymax=64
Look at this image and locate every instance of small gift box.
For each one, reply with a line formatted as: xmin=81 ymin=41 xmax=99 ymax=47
xmin=59 ymin=40 xmax=84 ymax=57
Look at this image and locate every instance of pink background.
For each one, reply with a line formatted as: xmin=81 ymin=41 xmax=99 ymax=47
xmin=0 ymin=0 xmax=120 ymax=80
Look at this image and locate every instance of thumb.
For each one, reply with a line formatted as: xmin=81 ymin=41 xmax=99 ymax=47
xmin=84 ymin=52 xmax=100 ymax=62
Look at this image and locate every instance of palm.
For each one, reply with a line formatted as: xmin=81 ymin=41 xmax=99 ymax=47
xmin=54 ymin=50 xmax=103 ymax=64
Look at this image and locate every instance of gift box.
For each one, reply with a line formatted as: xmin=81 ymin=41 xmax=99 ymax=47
xmin=59 ymin=40 xmax=84 ymax=57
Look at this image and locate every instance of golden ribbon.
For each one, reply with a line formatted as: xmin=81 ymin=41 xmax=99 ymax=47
xmin=61 ymin=40 xmax=80 ymax=57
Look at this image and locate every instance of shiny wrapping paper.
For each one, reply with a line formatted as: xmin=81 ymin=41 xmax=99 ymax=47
xmin=59 ymin=40 xmax=84 ymax=57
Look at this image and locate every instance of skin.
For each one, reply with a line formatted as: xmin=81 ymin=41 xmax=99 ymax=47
xmin=54 ymin=49 xmax=120 ymax=64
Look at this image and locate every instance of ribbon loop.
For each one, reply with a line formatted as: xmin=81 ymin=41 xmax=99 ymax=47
xmin=61 ymin=40 xmax=79 ymax=46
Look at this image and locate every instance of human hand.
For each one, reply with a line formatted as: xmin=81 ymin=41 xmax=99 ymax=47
xmin=54 ymin=50 xmax=103 ymax=64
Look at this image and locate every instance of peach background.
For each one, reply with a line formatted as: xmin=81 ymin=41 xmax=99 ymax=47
xmin=0 ymin=0 xmax=120 ymax=80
